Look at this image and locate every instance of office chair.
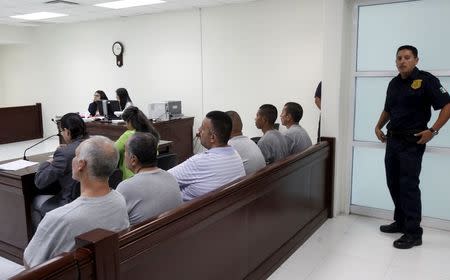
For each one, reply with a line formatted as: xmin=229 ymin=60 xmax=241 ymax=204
xmin=157 ymin=153 xmax=178 ymax=170
xmin=109 ymin=169 xmax=123 ymax=189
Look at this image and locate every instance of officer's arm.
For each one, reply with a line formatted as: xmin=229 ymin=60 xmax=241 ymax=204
xmin=375 ymin=111 xmax=390 ymax=143
xmin=431 ymin=103 xmax=450 ymax=132
xmin=415 ymin=103 xmax=450 ymax=144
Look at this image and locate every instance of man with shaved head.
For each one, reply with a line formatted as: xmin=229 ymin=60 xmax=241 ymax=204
xmin=226 ymin=111 xmax=265 ymax=174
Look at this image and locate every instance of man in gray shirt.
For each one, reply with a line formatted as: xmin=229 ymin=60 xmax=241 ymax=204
xmin=280 ymin=102 xmax=312 ymax=154
xmin=117 ymin=133 xmax=182 ymax=225
xmin=23 ymin=136 xmax=129 ymax=268
xmin=226 ymin=110 xmax=266 ymax=174
xmin=255 ymin=104 xmax=290 ymax=164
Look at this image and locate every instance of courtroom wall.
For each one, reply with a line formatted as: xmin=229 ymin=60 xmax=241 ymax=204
xmin=0 ymin=0 xmax=323 ymax=142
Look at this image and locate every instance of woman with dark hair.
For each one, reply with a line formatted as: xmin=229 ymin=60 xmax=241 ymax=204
xmin=116 ymin=88 xmax=133 ymax=111
xmin=115 ymin=106 xmax=159 ymax=179
xmin=32 ymin=113 xmax=89 ymax=228
xmin=88 ymin=90 xmax=108 ymax=116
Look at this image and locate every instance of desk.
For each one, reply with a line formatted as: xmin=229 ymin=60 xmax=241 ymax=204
xmin=0 ymin=153 xmax=50 ymax=264
xmin=61 ymin=117 xmax=194 ymax=163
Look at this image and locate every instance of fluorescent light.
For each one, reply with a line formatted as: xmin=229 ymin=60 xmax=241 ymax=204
xmin=10 ymin=12 xmax=68 ymax=21
xmin=95 ymin=0 xmax=165 ymax=9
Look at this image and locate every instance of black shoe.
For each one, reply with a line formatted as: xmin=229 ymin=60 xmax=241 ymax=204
xmin=393 ymin=234 xmax=422 ymax=249
xmin=380 ymin=222 xmax=403 ymax=233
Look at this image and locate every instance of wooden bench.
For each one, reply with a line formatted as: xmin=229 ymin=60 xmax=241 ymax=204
xmin=12 ymin=138 xmax=334 ymax=280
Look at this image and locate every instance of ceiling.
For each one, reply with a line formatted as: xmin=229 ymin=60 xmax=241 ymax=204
xmin=0 ymin=0 xmax=257 ymax=27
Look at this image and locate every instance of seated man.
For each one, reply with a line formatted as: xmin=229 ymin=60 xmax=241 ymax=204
xmin=280 ymin=102 xmax=312 ymax=154
xmin=169 ymin=111 xmax=245 ymax=201
xmin=226 ymin=110 xmax=266 ymax=175
xmin=254 ymin=104 xmax=290 ymax=164
xmin=24 ymin=136 xmax=130 ymax=268
xmin=116 ymin=133 xmax=182 ymax=225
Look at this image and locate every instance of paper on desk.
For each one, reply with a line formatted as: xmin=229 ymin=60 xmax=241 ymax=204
xmin=0 ymin=159 xmax=39 ymax=171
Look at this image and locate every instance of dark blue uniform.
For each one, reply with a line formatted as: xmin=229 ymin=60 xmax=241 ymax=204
xmin=384 ymin=67 xmax=450 ymax=237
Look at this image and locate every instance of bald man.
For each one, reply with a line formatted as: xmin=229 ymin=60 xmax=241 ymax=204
xmin=226 ymin=111 xmax=266 ymax=175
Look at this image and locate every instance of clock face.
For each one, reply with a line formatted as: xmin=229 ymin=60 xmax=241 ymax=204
xmin=112 ymin=42 xmax=123 ymax=56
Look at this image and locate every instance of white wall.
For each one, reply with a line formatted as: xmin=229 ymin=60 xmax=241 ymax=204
xmin=202 ymin=0 xmax=323 ymax=137
xmin=0 ymin=0 xmax=323 ymax=140
xmin=322 ymin=0 xmax=354 ymax=215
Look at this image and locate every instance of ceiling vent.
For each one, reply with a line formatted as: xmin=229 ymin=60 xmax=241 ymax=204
xmin=44 ymin=0 xmax=80 ymax=5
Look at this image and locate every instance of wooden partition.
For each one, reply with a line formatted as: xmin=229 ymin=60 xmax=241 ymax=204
xmin=12 ymin=138 xmax=334 ymax=280
xmin=0 ymin=103 xmax=43 ymax=144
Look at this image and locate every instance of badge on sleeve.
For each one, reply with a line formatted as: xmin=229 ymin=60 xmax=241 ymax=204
xmin=411 ymin=79 xmax=422 ymax=89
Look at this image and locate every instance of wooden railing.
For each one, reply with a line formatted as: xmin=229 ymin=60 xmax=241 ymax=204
xmin=11 ymin=137 xmax=334 ymax=280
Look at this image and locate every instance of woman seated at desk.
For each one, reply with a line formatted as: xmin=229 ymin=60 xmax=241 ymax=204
xmin=32 ymin=113 xmax=88 ymax=229
xmin=88 ymin=90 xmax=108 ymax=116
xmin=115 ymin=106 xmax=160 ymax=180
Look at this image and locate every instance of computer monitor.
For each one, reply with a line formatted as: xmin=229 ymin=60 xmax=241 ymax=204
xmin=96 ymin=100 xmax=121 ymax=119
xmin=167 ymin=101 xmax=182 ymax=118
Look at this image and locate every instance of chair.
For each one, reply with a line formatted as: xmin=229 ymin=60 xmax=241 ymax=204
xmin=250 ymin=137 xmax=261 ymax=144
xmin=157 ymin=153 xmax=178 ymax=170
xmin=109 ymin=169 xmax=123 ymax=189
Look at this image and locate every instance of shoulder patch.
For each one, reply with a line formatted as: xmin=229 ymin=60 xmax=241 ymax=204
xmin=440 ymin=86 xmax=448 ymax=94
xmin=411 ymin=79 xmax=422 ymax=90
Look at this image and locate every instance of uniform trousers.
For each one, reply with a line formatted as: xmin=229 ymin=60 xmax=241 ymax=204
xmin=385 ymin=135 xmax=425 ymax=237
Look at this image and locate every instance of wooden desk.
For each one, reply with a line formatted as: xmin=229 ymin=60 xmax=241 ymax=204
xmin=69 ymin=117 xmax=194 ymax=162
xmin=0 ymin=103 xmax=43 ymax=144
xmin=0 ymin=153 xmax=50 ymax=264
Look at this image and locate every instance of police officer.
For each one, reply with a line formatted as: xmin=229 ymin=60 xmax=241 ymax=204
xmin=375 ymin=45 xmax=450 ymax=249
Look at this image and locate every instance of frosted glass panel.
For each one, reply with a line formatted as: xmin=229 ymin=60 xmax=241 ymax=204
xmin=352 ymin=147 xmax=450 ymax=220
xmin=354 ymin=77 xmax=450 ymax=148
xmin=357 ymin=0 xmax=450 ymax=71
xmin=354 ymin=77 xmax=391 ymax=142
xmin=352 ymin=146 xmax=393 ymax=210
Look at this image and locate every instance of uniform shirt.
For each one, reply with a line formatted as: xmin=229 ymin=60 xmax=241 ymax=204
xmin=24 ymin=190 xmax=129 ymax=268
xmin=116 ymin=169 xmax=183 ymax=225
xmin=284 ymin=124 xmax=313 ymax=154
xmin=257 ymin=130 xmax=290 ymax=164
xmin=384 ymin=67 xmax=450 ymax=131
xmin=314 ymin=81 xmax=322 ymax=98
xmin=228 ymin=135 xmax=266 ymax=175
xmin=168 ymin=146 xmax=245 ymax=201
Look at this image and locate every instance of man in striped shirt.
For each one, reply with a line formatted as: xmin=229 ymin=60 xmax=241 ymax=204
xmin=168 ymin=111 xmax=245 ymax=201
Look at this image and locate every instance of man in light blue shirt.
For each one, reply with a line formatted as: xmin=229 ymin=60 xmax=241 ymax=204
xmin=169 ymin=111 xmax=245 ymax=201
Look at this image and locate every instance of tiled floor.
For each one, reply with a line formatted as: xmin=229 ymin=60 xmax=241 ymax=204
xmin=269 ymin=215 xmax=450 ymax=280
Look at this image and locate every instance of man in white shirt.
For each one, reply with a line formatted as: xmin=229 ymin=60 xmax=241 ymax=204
xmin=226 ymin=110 xmax=265 ymax=175
xmin=280 ymin=102 xmax=312 ymax=154
xmin=23 ymin=136 xmax=129 ymax=268
xmin=169 ymin=111 xmax=245 ymax=201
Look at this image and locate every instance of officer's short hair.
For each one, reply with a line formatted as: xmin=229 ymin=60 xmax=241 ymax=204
xmin=258 ymin=104 xmax=278 ymax=126
xmin=284 ymin=102 xmax=303 ymax=123
xmin=397 ymin=45 xmax=418 ymax=58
